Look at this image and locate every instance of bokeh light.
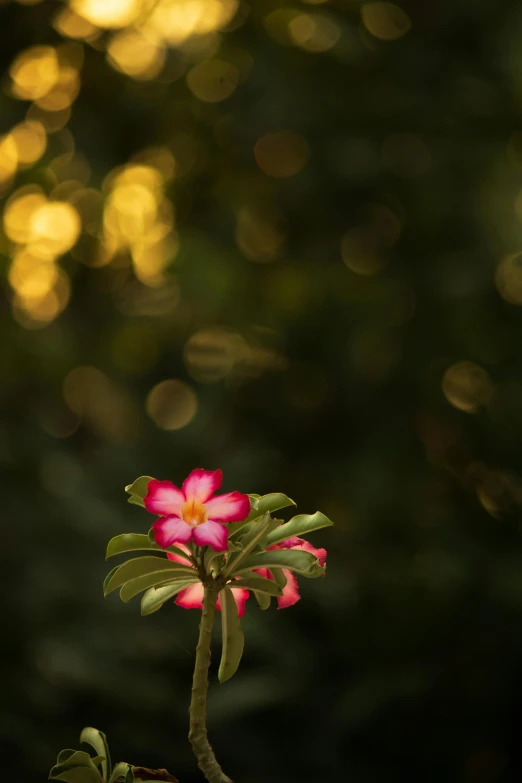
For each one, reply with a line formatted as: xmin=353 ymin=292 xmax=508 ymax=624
xmin=8 ymin=121 xmax=47 ymax=166
xmin=70 ymin=0 xmax=142 ymax=29
xmin=145 ymin=379 xmax=198 ymax=429
xmin=63 ymin=366 xmax=138 ymax=441
xmin=442 ymin=361 xmax=494 ymax=414
xmin=0 ymin=135 xmax=19 ymax=192
xmin=235 ymin=206 xmax=286 ymax=262
xmin=361 ymin=2 xmax=412 ymax=41
xmin=288 ymin=13 xmax=340 ymax=52
xmin=496 ymin=253 xmax=522 ymax=305
xmin=187 ymin=59 xmax=239 ymax=103
xmin=29 ymin=202 xmax=81 ymax=259
xmin=107 ymin=30 xmax=166 ymax=80
xmin=9 ymin=45 xmax=59 ymax=100
xmin=101 ymin=159 xmax=177 ymax=284
xmin=4 ymin=2 xmax=522 ymax=782
xmin=184 ymin=328 xmax=247 ymax=383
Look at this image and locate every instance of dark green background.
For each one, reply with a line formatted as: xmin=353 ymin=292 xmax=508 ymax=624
xmin=3 ymin=0 xmax=522 ymax=781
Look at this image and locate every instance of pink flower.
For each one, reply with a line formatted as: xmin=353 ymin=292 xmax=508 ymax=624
xmin=256 ymin=536 xmax=327 ymax=609
xmin=144 ymin=468 xmax=250 ymax=553
xmin=166 ymin=547 xmax=250 ymax=617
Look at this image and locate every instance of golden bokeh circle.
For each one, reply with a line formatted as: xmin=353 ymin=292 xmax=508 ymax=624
xmin=146 ymin=379 xmax=198 ymax=430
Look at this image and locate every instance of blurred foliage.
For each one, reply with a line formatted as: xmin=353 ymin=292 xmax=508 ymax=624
xmin=3 ymin=0 xmax=522 ymax=781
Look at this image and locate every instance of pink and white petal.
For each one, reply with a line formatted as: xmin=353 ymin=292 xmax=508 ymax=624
xmin=175 ymin=582 xmax=205 ymax=610
xmin=144 ymin=480 xmax=185 ymax=517
xmin=167 ymin=544 xmax=194 ymax=567
xmin=278 ymin=536 xmax=327 ymax=567
xmin=182 ymin=468 xmax=222 ymax=504
xmin=275 ymin=536 xmax=302 ymax=550
xmin=254 ymin=567 xmax=271 ymax=580
xmin=152 ymin=516 xmax=193 ymax=548
xmin=217 ymin=587 xmax=250 ymax=618
xmin=193 ymin=520 xmax=228 ymax=552
xmin=231 ymin=587 xmax=250 ymax=618
xmin=205 ymin=491 xmax=251 ymax=523
xmin=277 ymin=569 xmax=301 ymax=609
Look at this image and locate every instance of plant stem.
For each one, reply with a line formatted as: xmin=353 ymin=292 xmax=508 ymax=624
xmin=188 ymin=584 xmax=232 ymax=783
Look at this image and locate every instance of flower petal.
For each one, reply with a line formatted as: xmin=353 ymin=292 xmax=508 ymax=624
xmin=182 ymin=468 xmax=222 ymax=504
xmin=193 ymin=520 xmax=228 ymax=552
xmin=167 ymin=544 xmax=194 ymax=568
xmin=144 ymin=479 xmax=185 ymax=517
xmin=205 ymin=491 xmax=251 ymax=523
xmin=152 ymin=516 xmax=193 ymax=548
xmin=217 ymin=587 xmax=249 ymax=618
xmin=277 ymin=536 xmax=327 ymax=567
xmin=277 ymin=569 xmax=300 ymax=609
xmin=175 ymin=582 xmax=204 ymax=610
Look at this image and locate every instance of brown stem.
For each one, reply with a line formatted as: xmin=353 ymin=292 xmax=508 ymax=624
xmin=188 ymin=584 xmax=232 ymax=783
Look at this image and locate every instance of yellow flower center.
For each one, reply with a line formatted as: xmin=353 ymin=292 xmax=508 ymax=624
xmin=182 ymin=499 xmax=208 ymax=527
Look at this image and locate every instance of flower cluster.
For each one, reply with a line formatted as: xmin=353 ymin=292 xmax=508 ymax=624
xmin=141 ymin=468 xmax=328 ymax=616
xmin=58 ymin=469 xmax=333 ymax=783
xmin=105 ymin=467 xmax=332 ymax=683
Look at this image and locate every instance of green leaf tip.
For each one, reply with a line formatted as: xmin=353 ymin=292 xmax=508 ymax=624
xmin=106 ymin=533 xmax=158 ymax=560
xmin=104 ymin=556 xmax=195 ymax=597
xmin=236 ymin=548 xmax=326 ymax=577
xmin=140 ymin=578 xmax=199 ymax=615
xmin=231 ymin=574 xmax=283 ymax=596
xmin=125 ymin=476 xmax=155 ymax=508
xmin=247 ymin=492 xmax=296 ymax=519
xmin=265 ymin=510 xmax=333 ymax=547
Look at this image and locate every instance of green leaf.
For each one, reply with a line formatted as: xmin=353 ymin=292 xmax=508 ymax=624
xmin=103 ymin=565 xmax=122 ymax=596
xmin=106 ymin=534 xmax=157 ymax=559
xmin=270 ymin=567 xmax=287 ymax=589
xmin=57 ymin=751 xmax=77 ymax=765
xmin=88 ymin=758 xmax=106 ymax=770
xmin=141 ymin=578 xmax=200 ymax=615
xmin=234 ymin=549 xmax=325 ymax=577
xmin=265 ymin=511 xmax=333 ymax=546
xmin=218 ymin=586 xmax=244 ymax=683
xmin=124 ymin=476 xmax=154 ymax=508
xmin=249 ymin=492 xmax=296 ymax=519
xmin=254 ymin=590 xmax=271 ymax=610
xmin=52 ymin=751 xmax=99 ymax=770
xmin=128 ymin=495 xmax=146 ymax=508
xmin=80 ymin=727 xmax=111 ymax=780
xmin=223 ymin=513 xmax=272 ymax=576
xmin=109 ymin=762 xmax=134 ymax=783
xmin=231 ymin=575 xmax=282 ymax=596
xmin=229 ymin=493 xmax=296 ymax=540
xmin=255 ymin=518 xmax=284 ymax=551
xmin=50 ymin=768 xmax=102 ymax=783
xmin=104 ymin=557 xmax=195 ymax=596
xmin=120 ymin=571 xmax=196 ymax=602
xmin=107 ymin=533 xmax=194 ymax=563
xmin=49 ymin=752 xmax=104 ymax=783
